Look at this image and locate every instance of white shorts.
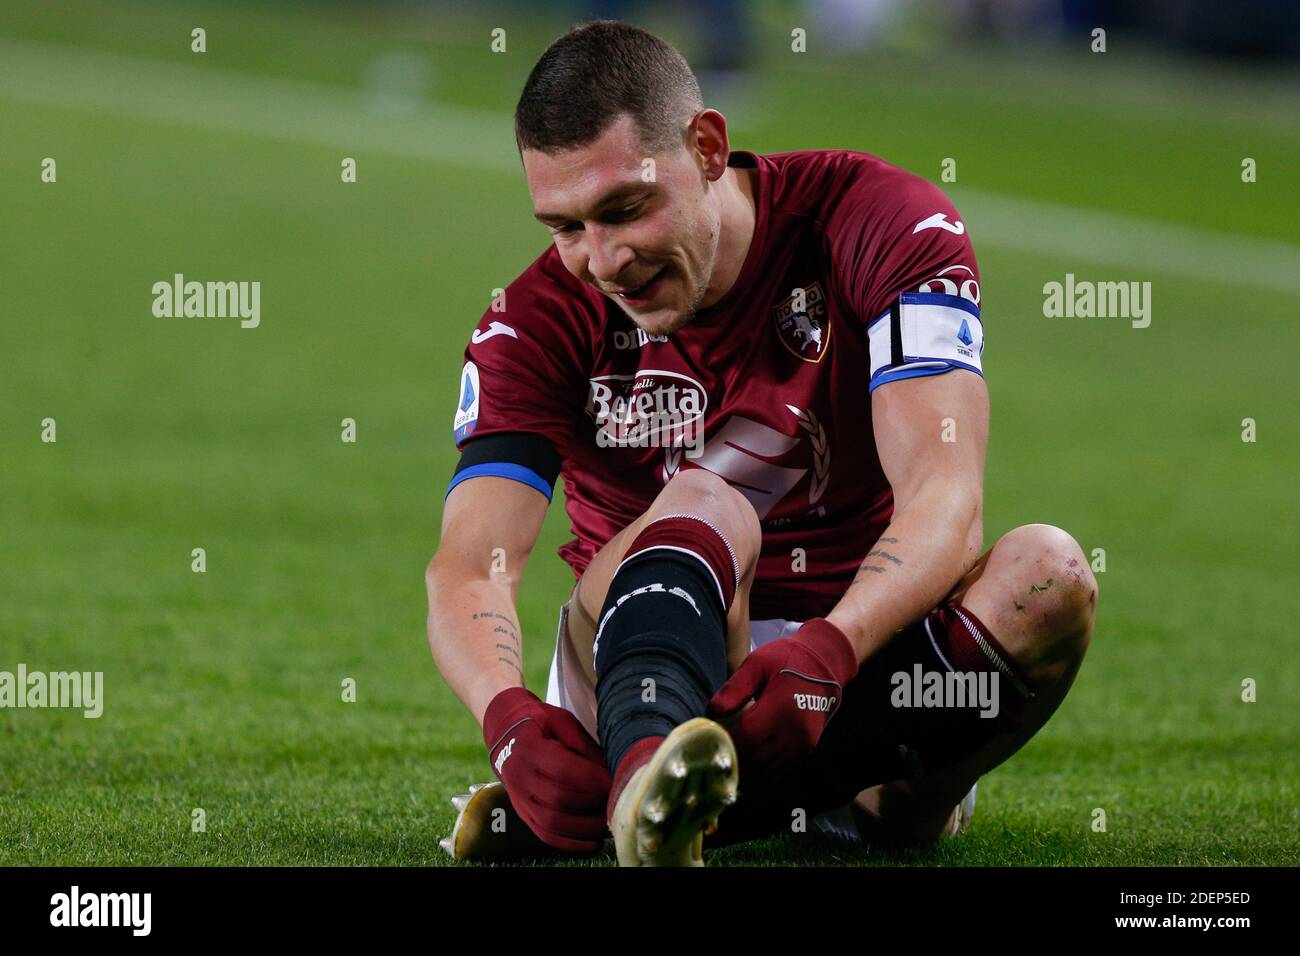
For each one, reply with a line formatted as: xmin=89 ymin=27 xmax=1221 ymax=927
xmin=543 ymin=603 xmax=864 ymax=843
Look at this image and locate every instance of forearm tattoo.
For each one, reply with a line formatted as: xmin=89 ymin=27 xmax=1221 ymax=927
xmin=852 ymin=536 xmax=905 ymax=583
xmin=473 ymin=610 xmax=523 ymax=679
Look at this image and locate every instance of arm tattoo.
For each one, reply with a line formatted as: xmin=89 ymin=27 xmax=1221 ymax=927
xmin=865 ymin=549 xmax=903 ymax=566
xmin=474 ymin=611 xmax=522 ymax=677
xmin=852 ymin=537 xmax=905 ymax=583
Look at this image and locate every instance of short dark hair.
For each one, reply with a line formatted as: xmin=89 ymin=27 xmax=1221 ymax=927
xmin=515 ymin=20 xmax=703 ymax=155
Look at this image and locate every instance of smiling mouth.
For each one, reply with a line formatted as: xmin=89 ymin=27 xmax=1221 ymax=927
xmin=614 ymin=266 xmax=667 ymax=302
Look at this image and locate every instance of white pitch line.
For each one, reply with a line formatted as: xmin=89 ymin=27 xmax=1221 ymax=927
xmin=2 ymin=35 xmax=1298 ymax=295
xmin=0 ymin=35 xmax=521 ymax=172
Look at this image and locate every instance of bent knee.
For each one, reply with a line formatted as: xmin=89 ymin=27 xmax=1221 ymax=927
xmin=989 ymin=524 xmax=1097 ymax=660
xmin=661 ymin=469 xmax=760 ymax=552
xmin=998 ymin=524 xmax=1097 ymax=607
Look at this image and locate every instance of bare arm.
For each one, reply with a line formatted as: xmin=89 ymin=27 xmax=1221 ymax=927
xmin=826 ymin=370 xmax=988 ymax=661
xmin=425 ymin=476 xmax=550 ymax=726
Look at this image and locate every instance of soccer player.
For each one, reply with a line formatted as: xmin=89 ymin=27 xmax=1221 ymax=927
xmin=426 ymin=20 xmax=1097 ymax=866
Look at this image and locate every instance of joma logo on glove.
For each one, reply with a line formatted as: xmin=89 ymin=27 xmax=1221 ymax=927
xmin=793 ymin=693 xmax=836 ymax=712
xmin=494 ymin=737 xmax=516 ymax=773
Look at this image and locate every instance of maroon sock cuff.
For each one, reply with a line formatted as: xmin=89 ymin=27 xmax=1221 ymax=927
xmin=931 ymin=604 xmax=1035 ymax=716
xmin=622 ymin=515 xmax=740 ymax=610
xmin=607 ymin=735 xmax=664 ymax=823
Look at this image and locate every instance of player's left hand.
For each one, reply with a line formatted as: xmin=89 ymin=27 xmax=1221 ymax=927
xmin=706 ymin=618 xmax=859 ymax=783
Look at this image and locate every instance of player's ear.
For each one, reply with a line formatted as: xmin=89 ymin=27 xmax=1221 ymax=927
xmin=687 ymin=109 xmax=730 ymax=182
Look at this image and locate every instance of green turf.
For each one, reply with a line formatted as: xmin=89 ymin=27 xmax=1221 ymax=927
xmin=0 ymin=0 xmax=1296 ymax=866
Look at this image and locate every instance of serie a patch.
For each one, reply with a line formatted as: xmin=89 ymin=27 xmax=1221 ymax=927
xmin=453 ymin=361 xmax=480 ymax=443
xmin=867 ymin=292 xmax=983 ymax=391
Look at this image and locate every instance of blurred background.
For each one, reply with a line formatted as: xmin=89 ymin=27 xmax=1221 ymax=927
xmin=1 ymin=0 xmax=1296 ymax=865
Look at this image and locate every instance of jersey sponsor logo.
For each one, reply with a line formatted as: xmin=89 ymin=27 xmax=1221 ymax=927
xmin=612 ymin=327 xmax=669 ymax=350
xmin=917 ymin=264 xmax=980 ymax=304
xmin=453 ymin=361 xmax=480 ymax=443
xmin=773 ymin=281 xmax=830 ymax=363
xmin=794 ymin=692 xmax=836 ymax=712
xmin=912 ymin=212 xmax=965 ymax=236
xmin=494 ymin=736 xmax=515 ymax=774
xmin=587 ymin=370 xmax=706 ymax=455
xmin=471 ymin=321 xmax=518 ymax=344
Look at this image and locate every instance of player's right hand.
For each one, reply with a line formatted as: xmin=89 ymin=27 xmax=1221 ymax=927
xmin=481 ymin=686 xmax=613 ymax=852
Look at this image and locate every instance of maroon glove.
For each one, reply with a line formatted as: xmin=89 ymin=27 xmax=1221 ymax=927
xmin=707 ymin=618 xmax=859 ymax=784
xmin=482 ymin=687 xmax=612 ymax=852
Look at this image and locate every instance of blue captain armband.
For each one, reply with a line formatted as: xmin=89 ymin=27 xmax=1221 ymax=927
xmin=446 ymin=432 xmax=562 ymax=502
xmin=867 ymin=292 xmax=984 ymax=392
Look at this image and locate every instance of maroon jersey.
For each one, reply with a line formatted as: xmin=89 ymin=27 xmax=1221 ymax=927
xmin=449 ymin=149 xmax=984 ymax=620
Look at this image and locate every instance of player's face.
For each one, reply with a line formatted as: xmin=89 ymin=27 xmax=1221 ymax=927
xmin=524 ymin=114 xmax=720 ymax=336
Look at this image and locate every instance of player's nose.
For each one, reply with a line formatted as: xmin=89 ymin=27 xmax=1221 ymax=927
xmin=584 ymin=225 xmax=636 ymax=289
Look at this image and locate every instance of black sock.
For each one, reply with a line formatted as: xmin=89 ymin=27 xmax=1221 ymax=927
xmin=593 ymin=548 xmax=728 ymax=774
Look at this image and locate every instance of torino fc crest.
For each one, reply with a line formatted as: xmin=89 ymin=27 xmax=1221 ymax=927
xmin=773 ymin=282 xmax=830 ymax=363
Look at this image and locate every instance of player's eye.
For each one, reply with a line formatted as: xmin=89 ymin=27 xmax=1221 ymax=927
xmin=604 ymin=202 xmax=644 ymax=223
xmin=548 ymin=199 xmax=645 ymax=236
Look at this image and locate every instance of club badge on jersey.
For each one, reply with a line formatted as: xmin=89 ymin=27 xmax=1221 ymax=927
xmin=773 ymin=282 xmax=831 ymax=364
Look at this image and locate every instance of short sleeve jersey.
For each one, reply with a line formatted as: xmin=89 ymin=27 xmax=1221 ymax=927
xmin=449 ymin=149 xmax=983 ymax=620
